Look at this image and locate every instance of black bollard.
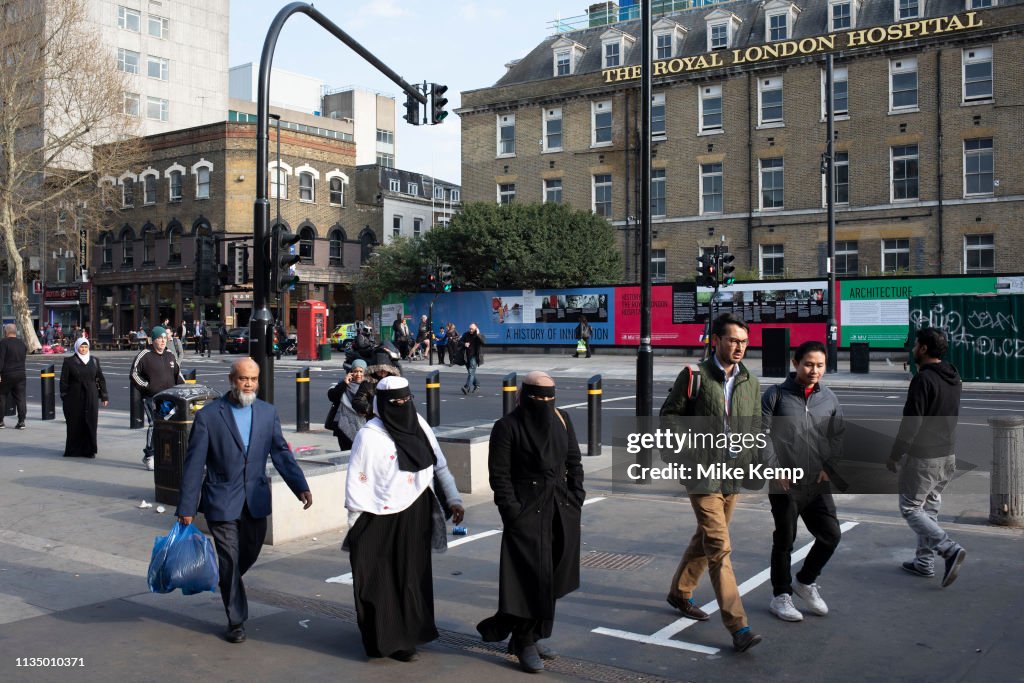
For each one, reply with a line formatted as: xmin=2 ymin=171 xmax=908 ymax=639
xmin=502 ymin=372 xmax=517 ymax=416
xmin=130 ymin=381 xmax=144 ymax=429
xmin=40 ymin=364 xmax=56 ymax=421
xmin=426 ymin=370 xmax=440 ymax=427
xmin=296 ymin=367 xmax=310 ymax=432
xmin=587 ymin=374 xmax=602 ymax=456
xmin=183 ymin=368 xmax=197 ymax=384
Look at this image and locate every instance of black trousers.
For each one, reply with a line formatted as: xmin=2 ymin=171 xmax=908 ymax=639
xmin=0 ymin=374 xmax=26 ymax=423
xmin=769 ymin=486 xmax=841 ymax=596
xmin=208 ymin=504 xmax=268 ymax=627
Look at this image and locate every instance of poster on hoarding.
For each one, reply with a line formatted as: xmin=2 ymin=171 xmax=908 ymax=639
xmin=840 ymin=277 xmax=998 ymax=347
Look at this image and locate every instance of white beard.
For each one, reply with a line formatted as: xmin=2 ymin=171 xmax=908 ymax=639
xmin=233 ymin=388 xmax=257 ymax=407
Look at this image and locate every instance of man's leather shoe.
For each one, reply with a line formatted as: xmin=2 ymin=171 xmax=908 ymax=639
xmin=666 ymin=594 xmax=710 ymax=621
xmin=732 ymin=629 xmax=762 ymax=652
xmin=515 ymin=643 xmax=544 ymax=673
xmin=389 ymin=649 xmax=419 ymax=662
xmin=225 ymin=624 xmax=246 ymax=643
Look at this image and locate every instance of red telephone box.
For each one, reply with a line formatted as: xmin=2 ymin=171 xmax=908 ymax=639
xmin=297 ymin=300 xmax=328 ymax=360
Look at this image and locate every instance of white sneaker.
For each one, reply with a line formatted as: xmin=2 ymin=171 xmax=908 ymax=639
xmin=143 ymin=455 xmax=155 ymax=471
xmin=769 ymin=594 xmax=803 ymax=622
xmin=794 ymin=581 xmax=828 ymax=616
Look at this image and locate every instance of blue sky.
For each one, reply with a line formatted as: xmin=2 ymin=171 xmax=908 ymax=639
xmin=229 ymin=1 xmax=589 ymax=184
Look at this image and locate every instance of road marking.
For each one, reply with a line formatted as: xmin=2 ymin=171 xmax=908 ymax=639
xmin=561 ymin=395 xmax=636 ymax=410
xmin=593 ymin=521 xmax=859 ymax=655
xmin=325 ymin=499 xmax=608 ymax=585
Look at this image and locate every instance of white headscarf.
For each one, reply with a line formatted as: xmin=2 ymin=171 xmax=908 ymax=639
xmin=74 ymin=337 xmax=91 ymax=365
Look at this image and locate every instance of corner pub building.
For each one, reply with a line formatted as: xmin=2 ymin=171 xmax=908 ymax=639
xmin=458 ymin=0 xmax=1024 ymax=282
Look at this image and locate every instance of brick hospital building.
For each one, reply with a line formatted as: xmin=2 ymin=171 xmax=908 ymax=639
xmin=458 ymin=0 xmax=1024 ymax=282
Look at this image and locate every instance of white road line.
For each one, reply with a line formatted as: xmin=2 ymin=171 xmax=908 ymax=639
xmin=324 ymin=499 xmax=609 ymax=585
xmin=560 ymin=395 xmax=636 ymax=410
xmin=594 ymin=520 xmax=860 ymax=654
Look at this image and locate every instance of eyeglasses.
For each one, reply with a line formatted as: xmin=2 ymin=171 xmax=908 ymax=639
xmin=721 ymin=337 xmax=749 ymax=347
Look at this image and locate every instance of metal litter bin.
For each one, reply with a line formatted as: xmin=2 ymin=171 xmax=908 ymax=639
xmin=152 ymin=384 xmax=221 ymax=506
xmin=318 ymin=343 xmax=332 ymax=361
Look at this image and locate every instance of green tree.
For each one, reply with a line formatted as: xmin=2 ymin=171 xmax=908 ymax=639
xmin=352 ymin=237 xmax=423 ymax=307
xmin=422 ymin=202 xmax=621 ymax=289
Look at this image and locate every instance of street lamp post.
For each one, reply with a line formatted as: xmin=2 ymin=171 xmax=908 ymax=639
xmin=636 ymin=0 xmax=654 ymax=417
xmin=824 ymin=53 xmax=839 ymax=373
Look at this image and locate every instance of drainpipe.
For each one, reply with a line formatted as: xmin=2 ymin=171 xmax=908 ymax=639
xmin=935 ymin=49 xmax=944 ymax=274
xmin=746 ymin=72 xmax=754 ymax=270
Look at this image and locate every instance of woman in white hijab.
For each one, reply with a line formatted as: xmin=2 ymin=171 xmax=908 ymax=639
xmin=343 ymin=375 xmax=464 ymax=662
xmin=59 ymin=338 xmax=108 ymax=458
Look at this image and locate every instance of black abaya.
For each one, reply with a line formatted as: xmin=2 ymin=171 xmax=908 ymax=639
xmin=346 ymin=488 xmax=438 ymax=657
xmin=59 ymin=355 xmax=108 ymax=458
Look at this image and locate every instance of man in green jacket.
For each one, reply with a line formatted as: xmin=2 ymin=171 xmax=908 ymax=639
xmin=661 ymin=313 xmax=763 ymax=652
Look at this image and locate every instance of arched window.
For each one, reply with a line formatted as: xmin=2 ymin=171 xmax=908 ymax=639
xmin=169 ymin=170 xmax=183 ymax=202
xmin=359 ymin=228 xmax=377 ymax=265
xmin=329 ymin=227 xmax=345 ymax=266
xmin=144 ymin=175 xmax=158 ymax=204
xmin=270 ymin=167 xmax=288 ymax=199
xmin=298 ymin=225 xmax=315 ymax=262
xmin=120 ymin=226 xmax=135 ymax=268
xmin=329 ymin=177 xmax=344 ymax=205
xmin=122 ymin=178 xmax=135 ymax=207
xmin=142 ymin=223 xmax=157 ymax=264
xmin=100 ymin=233 xmax=113 ymax=267
xmin=166 ymin=221 xmax=182 ymax=263
xmin=196 ymin=167 xmax=211 ymax=199
xmin=298 ymin=171 xmax=314 ymax=202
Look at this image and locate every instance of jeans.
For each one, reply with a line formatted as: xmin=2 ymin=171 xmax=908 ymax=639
xmin=464 ymin=357 xmax=478 ymax=390
xmin=898 ymin=454 xmax=959 ymax=571
xmin=769 ymin=486 xmax=841 ymax=596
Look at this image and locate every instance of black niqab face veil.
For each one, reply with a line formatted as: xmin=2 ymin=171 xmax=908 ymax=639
xmin=519 ymin=383 xmax=566 ymax=471
xmin=375 ymin=386 xmax=434 ymax=472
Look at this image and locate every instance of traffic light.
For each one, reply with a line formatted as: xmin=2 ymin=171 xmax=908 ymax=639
xmin=419 ymin=264 xmax=439 ymax=292
xmin=403 ymin=92 xmax=421 ymax=126
xmin=429 ymin=83 xmax=449 ymax=124
xmin=439 ymin=263 xmax=453 ymax=292
xmin=696 ymin=251 xmax=716 ymax=288
xmin=271 ymin=224 xmax=300 ymax=293
xmin=228 ymin=243 xmax=249 ymax=285
xmin=195 ymin=234 xmax=217 ymax=297
xmin=719 ymin=250 xmax=736 ymax=286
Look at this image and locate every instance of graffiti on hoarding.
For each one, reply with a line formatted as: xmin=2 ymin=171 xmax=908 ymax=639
xmin=966 ymin=311 xmax=1018 ymax=333
xmin=911 ymin=303 xmax=1024 ymax=358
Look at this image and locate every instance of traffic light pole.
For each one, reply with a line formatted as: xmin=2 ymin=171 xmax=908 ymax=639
xmin=636 ymin=0 xmax=654 ymax=417
xmin=253 ymin=2 xmax=429 ymax=402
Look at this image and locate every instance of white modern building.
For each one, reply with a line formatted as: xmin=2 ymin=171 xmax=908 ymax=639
xmin=229 ymin=63 xmax=324 ymax=115
xmin=93 ymin=0 xmax=230 ymax=134
xmin=321 ymin=87 xmax=397 ymax=168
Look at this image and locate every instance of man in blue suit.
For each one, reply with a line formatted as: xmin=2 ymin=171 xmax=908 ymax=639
xmin=177 ymin=358 xmax=313 ymax=643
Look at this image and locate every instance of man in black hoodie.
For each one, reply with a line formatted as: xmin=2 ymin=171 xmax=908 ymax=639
xmin=887 ymin=327 xmax=966 ymax=588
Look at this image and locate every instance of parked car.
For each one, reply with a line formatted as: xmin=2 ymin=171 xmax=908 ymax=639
xmin=225 ymin=327 xmax=250 ymax=353
xmin=330 ymin=323 xmax=357 ymax=350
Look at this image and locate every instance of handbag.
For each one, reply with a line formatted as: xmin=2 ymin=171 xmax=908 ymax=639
xmin=324 ymin=402 xmax=339 ymax=431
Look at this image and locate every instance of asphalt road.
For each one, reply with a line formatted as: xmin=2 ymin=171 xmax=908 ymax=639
xmin=20 ymin=351 xmax=1022 ymax=472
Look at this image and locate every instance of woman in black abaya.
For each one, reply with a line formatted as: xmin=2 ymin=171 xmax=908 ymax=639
xmin=60 ymin=338 xmax=108 ymax=458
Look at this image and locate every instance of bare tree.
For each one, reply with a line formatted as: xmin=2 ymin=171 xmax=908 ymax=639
xmin=0 ymin=0 xmax=140 ymax=352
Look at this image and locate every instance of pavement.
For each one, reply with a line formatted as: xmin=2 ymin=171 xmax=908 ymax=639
xmin=2 ymin=350 xmax=1024 ymax=682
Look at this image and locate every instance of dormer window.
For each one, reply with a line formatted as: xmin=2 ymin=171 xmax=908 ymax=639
xmin=652 ymin=18 xmax=687 ymax=60
xmin=829 ymin=0 xmax=860 ymax=30
xmin=896 ymin=0 xmax=921 ymax=20
xmin=601 ymin=29 xmax=635 ymax=69
xmin=551 ymin=37 xmax=585 ymax=77
xmin=705 ymin=10 xmax=741 ymax=52
xmin=764 ymin=1 xmax=800 ymax=43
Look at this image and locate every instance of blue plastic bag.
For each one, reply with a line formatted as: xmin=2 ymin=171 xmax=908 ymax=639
xmin=147 ymin=521 xmax=219 ymax=595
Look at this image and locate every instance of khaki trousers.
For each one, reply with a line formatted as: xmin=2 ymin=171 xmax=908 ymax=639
xmin=669 ymin=493 xmax=747 ymax=632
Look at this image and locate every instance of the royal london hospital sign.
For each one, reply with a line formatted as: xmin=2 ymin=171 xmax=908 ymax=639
xmin=602 ymin=12 xmax=984 ymax=83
